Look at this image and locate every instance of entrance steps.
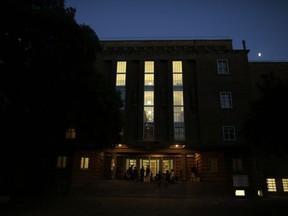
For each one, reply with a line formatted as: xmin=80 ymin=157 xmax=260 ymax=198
xmin=70 ymin=180 xmax=231 ymax=198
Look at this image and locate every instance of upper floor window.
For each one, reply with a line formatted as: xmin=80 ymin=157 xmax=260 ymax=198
xmin=172 ymin=61 xmax=183 ymax=72
xmin=220 ymin=92 xmax=233 ymax=109
xmin=66 ymin=127 xmax=76 ymax=139
xmin=145 ymin=61 xmax=154 ymax=73
xmin=174 ymin=126 xmax=185 ymax=140
xmin=116 ymin=61 xmax=126 ymax=86
xmin=144 ymin=61 xmax=154 ymax=86
xmin=217 ymin=59 xmax=229 ymax=75
xmin=57 ymin=156 xmax=67 ymax=168
xmin=223 ymin=126 xmax=236 ymax=140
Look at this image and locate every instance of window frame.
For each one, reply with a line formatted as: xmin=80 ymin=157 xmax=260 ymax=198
xmin=217 ymin=59 xmax=229 ymax=75
xmin=223 ymin=126 xmax=236 ymax=141
xmin=220 ymin=91 xmax=233 ymax=109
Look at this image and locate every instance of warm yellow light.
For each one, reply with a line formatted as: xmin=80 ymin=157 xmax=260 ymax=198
xmin=175 ymin=144 xmax=179 ymax=147
xmin=258 ymin=190 xmax=263 ymax=197
xmin=118 ymin=144 xmax=122 ymax=147
xmin=235 ymin=190 xmax=245 ymax=196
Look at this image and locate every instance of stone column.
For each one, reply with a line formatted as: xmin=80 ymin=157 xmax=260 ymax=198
xmin=181 ymin=153 xmax=187 ymax=181
xmin=111 ymin=153 xmax=117 ymax=180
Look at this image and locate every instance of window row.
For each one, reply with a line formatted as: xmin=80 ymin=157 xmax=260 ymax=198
xmin=267 ymin=178 xmax=288 ymax=192
xmin=143 ymin=125 xmax=236 ymax=141
xmin=116 ymin=59 xmax=230 ymax=87
xmin=57 ymin=156 xmax=90 ymax=169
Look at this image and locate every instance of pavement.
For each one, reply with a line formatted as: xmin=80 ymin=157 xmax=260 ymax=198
xmin=2 ymin=180 xmax=288 ymax=216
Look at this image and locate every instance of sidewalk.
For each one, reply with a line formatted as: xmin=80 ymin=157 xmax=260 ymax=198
xmin=4 ymin=180 xmax=288 ymax=216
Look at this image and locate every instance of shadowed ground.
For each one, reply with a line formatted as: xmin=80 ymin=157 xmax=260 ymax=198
xmin=2 ymin=180 xmax=288 ymax=216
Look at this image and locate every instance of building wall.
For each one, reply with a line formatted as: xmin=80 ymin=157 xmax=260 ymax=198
xmin=52 ymin=40 xmax=288 ymax=196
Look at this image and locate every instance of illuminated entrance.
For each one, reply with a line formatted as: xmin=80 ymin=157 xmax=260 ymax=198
xmin=124 ymin=158 xmax=174 ymax=175
xmin=140 ymin=159 xmax=159 ymax=176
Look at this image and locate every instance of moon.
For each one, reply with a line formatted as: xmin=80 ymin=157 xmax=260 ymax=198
xmin=258 ymin=52 xmax=262 ymax=57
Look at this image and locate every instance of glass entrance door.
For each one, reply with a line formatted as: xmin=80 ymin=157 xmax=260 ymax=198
xmin=140 ymin=159 xmax=159 ymax=177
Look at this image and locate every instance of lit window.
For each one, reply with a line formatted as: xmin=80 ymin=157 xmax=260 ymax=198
xmin=173 ymin=74 xmax=183 ymax=86
xmin=116 ymin=74 xmax=126 ymax=86
xmin=223 ymin=126 xmax=236 ymax=140
xmin=66 ymin=127 xmax=76 ymax=139
xmin=172 ymin=61 xmax=185 ymax=140
xmin=117 ymin=61 xmax=126 ymax=73
xmin=145 ymin=61 xmax=154 ymax=73
xmin=266 ymin=178 xmax=277 ymax=192
xmin=144 ymin=91 xmax=154 ymax=105
xmin=173 ymin=91 xmax=184 ymax=105
xmin=144 ymin=107 xmax=154 ymax=122
xmin=144 ymin=74 xmax=154 ymax=86
xmin=220 ymin=92 xmax=233 ymax=108
xmin=57 ymin=156 xmax=67 ymax=168
xmin=143 ymin=61 xmax=154 ymax=140
xmin=116 ymin=61 xmax=126 ymax=86
xmin=80 ymin=157 xmax=89 ymax=169
xmin=232 ymin=158 xmax=243 ymax=171
xmin=282 ymin=179 xmax=288 ymax=192
xmin=217 ymin=59 xmax=229 ymax=75
xmin=173 ymin=61 xmax=182 ymax=73
xmin=235 ymin=190 xmax=245 ymax=196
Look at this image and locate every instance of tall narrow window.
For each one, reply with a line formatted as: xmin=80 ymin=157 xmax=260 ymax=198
xmin=172 ymin=61 xmax=185 ymax=140
xmin=57 ymin=156 xmax=67 ymax=168
xmin=223 ymin=126 xmax=236 ymax=140
xmin=80 ymin=157 xmax=89 ymax=169
xmin=220 ymin=92 xmax=233 ymax=109
xmin=116 ymin=61 xmax=126 ymax=86
xmin=116 ymin=61 xmax=126 ymax=137
xmin=217 ymin=59 xmax=229 ymax=75
xmin=116 ymin=61 xmax=126 ymax=108
xmin=143 ymin=61 xmax=154 ymax=140
xmin=66 ymin=127 xmax=76 ymax=139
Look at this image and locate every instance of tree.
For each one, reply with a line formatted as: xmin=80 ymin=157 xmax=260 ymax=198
xmin=0 ymin=0 xmax=122 ymax=196
xmin=242 ymin=73 xmax=288 ymax=156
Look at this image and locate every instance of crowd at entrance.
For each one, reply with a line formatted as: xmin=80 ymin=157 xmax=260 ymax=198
xmin=124 ymin=165 xmax=178 ymax=185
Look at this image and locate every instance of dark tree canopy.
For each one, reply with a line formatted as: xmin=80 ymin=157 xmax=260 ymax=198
xmin=0 ymin=0 xmax=122 ymax=149
xmin=242 ymin=73 xmax=288 ymax=156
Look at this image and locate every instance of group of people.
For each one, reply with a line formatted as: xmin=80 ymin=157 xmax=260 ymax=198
xmin=124 ymin=165 xmax=178 ymax=185
xmin=125 ymin=164 xmax=152 ymax=182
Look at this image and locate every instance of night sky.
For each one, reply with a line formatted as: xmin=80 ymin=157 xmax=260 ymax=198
xmin=65 ymin=0 xmax=288 ymax=61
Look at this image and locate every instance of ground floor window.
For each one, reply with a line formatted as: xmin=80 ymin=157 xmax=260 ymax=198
xmin=57 ymin=156 xmax=67 ymax=168
xmin=282 ymin=178 xmax=288 ymax=192
xmin=80 ymin=157 xmax=89 ymax=169
xmin=266 ymin=178 xmax=277 ymax=192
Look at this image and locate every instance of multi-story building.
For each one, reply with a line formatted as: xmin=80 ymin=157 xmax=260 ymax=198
xmin=55 ymin=39 xmax=288 ymax=197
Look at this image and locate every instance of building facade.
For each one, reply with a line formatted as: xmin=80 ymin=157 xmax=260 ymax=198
xmin=53 ymin=39 xmax=288 ymax=197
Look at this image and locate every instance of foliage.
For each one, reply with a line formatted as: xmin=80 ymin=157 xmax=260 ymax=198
xmin=0 ymin=0 xmax=122 ymax=148
xmin=242 ymin=73 xmax=288 ymax=156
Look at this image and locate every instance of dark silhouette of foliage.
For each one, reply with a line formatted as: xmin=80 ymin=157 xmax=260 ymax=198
xmin=0 ymin=0 xmax=122 ymax=196
xmin=242 ymin=73 xmax=288 ymax=156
